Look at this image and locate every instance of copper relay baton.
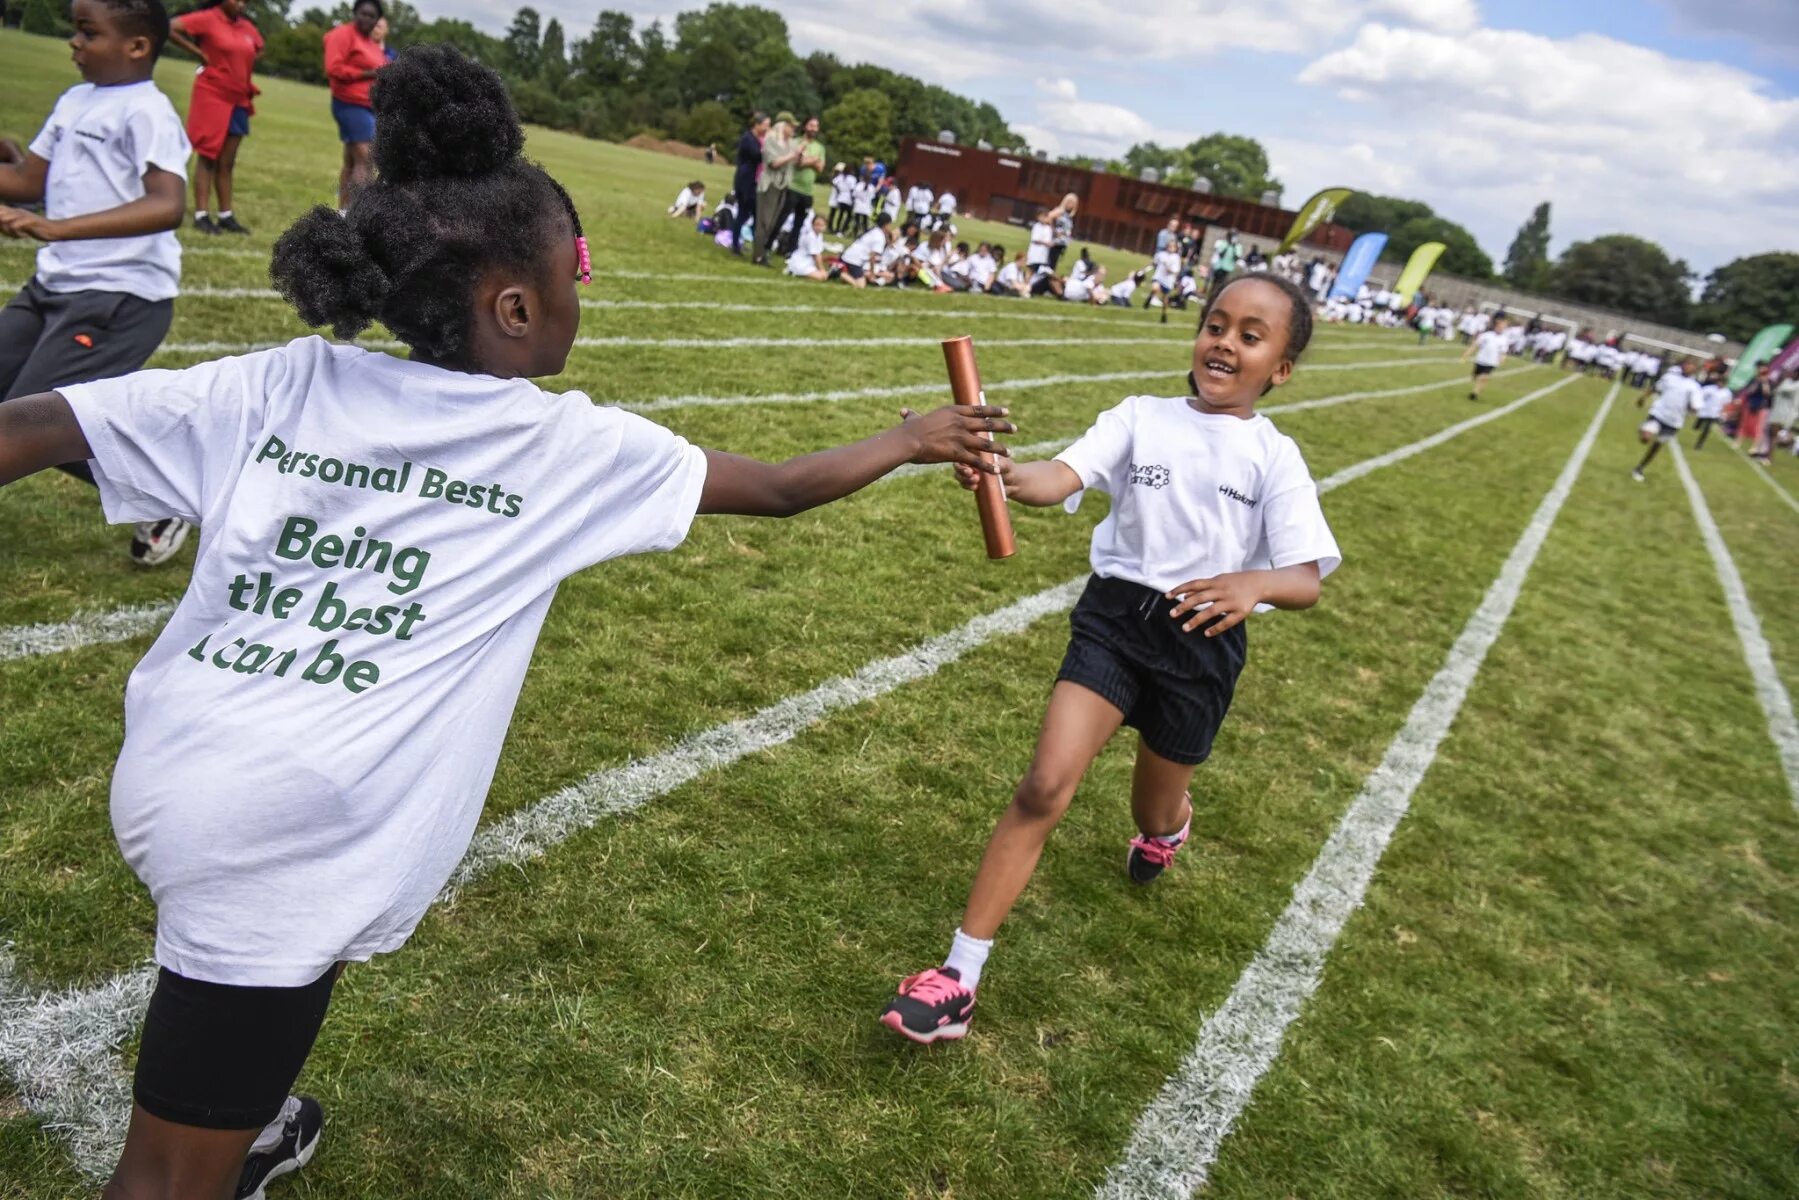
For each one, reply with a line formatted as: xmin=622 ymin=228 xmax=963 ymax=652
xmin=940 ymin=335 xmax=1016 ymax=559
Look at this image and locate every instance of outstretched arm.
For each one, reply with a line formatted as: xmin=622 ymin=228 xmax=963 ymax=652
xmin=0 ymin=166 xmax=183 ymax=241
xmin=952 ymin=457 xmax=1080 ymax=507
xmin=699 ymin=404 xmax=1014 ymax=517
xmin=0 ymin=392 xmax=92 ymax=487
xmin=1164 ymin=562 xmax=1323 ymax=638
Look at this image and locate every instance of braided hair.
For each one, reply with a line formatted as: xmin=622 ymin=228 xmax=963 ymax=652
xmin=270 ymin=44 xmax=585 ymax=368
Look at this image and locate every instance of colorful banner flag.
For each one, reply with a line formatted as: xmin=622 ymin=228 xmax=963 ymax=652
xmin=1389 ymin=241 xmax=1446 ymax=307
xmin=1277 ymin=187 xmax=1353 ymax=254
xmin=1327 ymin=232 xmax=1388 ymax=301
xmin=1753 ymin=331 xmax=1799 ymax=380
xmin=1727 ymin=322 xmax=1797 ymax=390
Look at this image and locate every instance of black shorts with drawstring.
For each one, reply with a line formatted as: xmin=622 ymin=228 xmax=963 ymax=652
xmin=1056 ymin=575 xmax=1247 ymax=766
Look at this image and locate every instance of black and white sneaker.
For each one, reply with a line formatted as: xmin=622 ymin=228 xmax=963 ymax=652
xmin=235 ymin=1095 xmax=323 ymax=1200
xmin=129 ymin=517 xmax=191 ymax=566
xmin=194 ymin=214 xmax=220 ymax=235
xmin=217 ymin=214 xmax=252 ymax=235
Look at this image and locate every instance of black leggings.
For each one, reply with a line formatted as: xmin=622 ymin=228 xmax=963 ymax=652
xmin=729 ymin=184 xmax=756 ymax=250
xmin=1694 ymin=417 xmax=1717 ymax=449
xmin=134 ymin=966 xmax=338 ymax=1130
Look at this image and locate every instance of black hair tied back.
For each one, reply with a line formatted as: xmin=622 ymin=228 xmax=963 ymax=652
xmin=271 ymin=45 xmax=583 ymax=366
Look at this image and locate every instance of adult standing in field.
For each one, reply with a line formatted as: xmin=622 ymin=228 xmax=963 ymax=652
xmin=775 ymin=114 xmax=824 ymax=257
xmin=1047 ymin=192 xmax=1076 ymax=271
xmin=168 ymin=0 xmax=263 ymax=235
xmin=1738 ymin=363 xmax=1777 ymax=461
xmin=729 ymin=110 xmax=767 ymax=255
xmin=322 ymin=0 xmax=386 ymax=212
xmin=752 ymin=111 xmax=800 ymax=266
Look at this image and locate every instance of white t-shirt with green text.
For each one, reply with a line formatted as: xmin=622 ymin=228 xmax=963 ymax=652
xmin=63 ymin=336 xmax=708 ymax=986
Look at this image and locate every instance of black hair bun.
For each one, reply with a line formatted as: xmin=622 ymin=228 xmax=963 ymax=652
xmin=372 ymin=44 xmax=523 ymax=184
xmin=269 ymin=206 xmax=391 ymax=340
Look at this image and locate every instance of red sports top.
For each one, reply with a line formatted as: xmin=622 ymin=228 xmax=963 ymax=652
xmin=323 ymin=22 xmax=385 ymax=107
xmin=173 ymin=6 xmax=263 ymax=107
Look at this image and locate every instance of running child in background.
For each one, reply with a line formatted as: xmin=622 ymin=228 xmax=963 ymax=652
xmin=0 ymin=0 xmax=194 ymax=566
xmin=879 ymin=274 xmax=1340 ymax=1043
xmin=1694 ymin=371 xmax=1730 ymax=450
xmin=1634 ymin=359 xmax=1698 ymax=480
xmin=666 ymin=179 xmax=705 ymax=218
xmin=168 ymin=0 xmax=263 ymax=235
xmin=0 ymin=47 xmax=1016 ymax=1199
xmin=1463 ymin=316 xmax=1507 ymax=401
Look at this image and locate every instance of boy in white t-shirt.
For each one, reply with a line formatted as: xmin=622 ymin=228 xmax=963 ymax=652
xmin=1633 ymin=360 xmax=1699 ymax=480
xmin=1145 ymin=244 xmax=1184 ymax=323
xmin=1693 ymin=371 xmax=1730 ymax=450
xmin=1462 ymin=315 xmax=1508 ymax=401
xmin=827 ymin=163 xmax=855 ymax=234
xmin=881 ymin=273 xmax=1340 ymax=1043
xmin=0 ymin=0 xmax=193 ymax=566
xmin=0 ymin=47 xmax=1018 ymax=1196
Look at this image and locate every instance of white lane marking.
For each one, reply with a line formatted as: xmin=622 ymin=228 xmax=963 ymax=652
xmin=1672 ymin=445 xmax=1799 ymax=812
xmin=630 ymin=362 xmax=1533 ymax=415
xmin=1317 ymin=374 xmax=1579 ymax=491
xmin=1096 ymin=381 xmax=1619 ymax=1199
xmin=0 ymin=602 xmax=177 ymax=664
xmin=1724 ymin=440 xmax=1799 ymax=517
xmin=147 ymin=334 xmax=1468 ymax=356
xmin=0 ymin=367 xmax=1541 ymax=662
xmin=0 ymin=375 xmax=1571 ymax=1177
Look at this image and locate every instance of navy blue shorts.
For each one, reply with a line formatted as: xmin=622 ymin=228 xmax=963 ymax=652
xmin=1057 ymin=575 xmax=1247 ymax=766
xmin=331 ymin=98 xmax=376 ymax=144
xmin=228 ymin=105 xmax=251 ymax=137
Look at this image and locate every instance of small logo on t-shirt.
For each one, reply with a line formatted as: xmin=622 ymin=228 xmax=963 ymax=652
xmin=1129 ymin=463 xmax=1170 ymax=489
xmin=1218 ymin=485 xmax=1258 ymax=508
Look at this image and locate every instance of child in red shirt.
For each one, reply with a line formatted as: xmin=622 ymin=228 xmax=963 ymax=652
xmin=169 ymin=0 xmax=262 ymax=234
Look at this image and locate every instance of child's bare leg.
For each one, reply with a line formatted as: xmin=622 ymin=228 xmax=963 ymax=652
xmin=1129 ymin=739 xmax=1196 ymax=837
xmin=958 ymin=681 xmax=1123 ymax=939
xmin=105 ymin=1106 xmax=260 ymax=1200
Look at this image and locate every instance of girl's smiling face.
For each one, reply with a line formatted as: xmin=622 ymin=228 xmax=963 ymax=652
xmin=1190 ymin=277 xmax=1297 ymax=412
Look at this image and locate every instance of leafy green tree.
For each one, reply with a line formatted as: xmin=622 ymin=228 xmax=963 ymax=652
xmin=1502 ymin=202 xmax=1552 ymax=291
xmin=682 ymin=39 xmax=739 ymax=108
xmin=1121 ymin=142 xmax=1180 ymax=177
xmin=1181 ymin=132 xmax=1279 ymax=201
xmin=504 ymin=7 xmax=541 ymax=79
xmin=1391 ymin=215 xmax=1494 ymax=280
xmin=677 ymin=99 xmax=737 ymax=149
xmin=672 ymin=2 xmax=787 ymax=58
xmin=822 ymin=88 xmax=893 ymax=165
xmin=755 ymin=61 xmax=820 ymax=120
xmin=20 ymin=0 xmax=71 ymax=36
xmin=576 ymin=11 xmax=637 ymax=89
xmin=1550 ymin=234 xmax=1693 ymax=325
xmin=1692 ymin=252 xmax=1799 ymax=342
xmin=1333 ymin=192 xmax=1433 ymax=236
xmin=540 ymin=17 xmax=567 ymax=87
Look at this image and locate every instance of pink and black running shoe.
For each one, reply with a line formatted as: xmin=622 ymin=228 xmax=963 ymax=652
xmin=879 ymin=967 xmax=975 ymax=1043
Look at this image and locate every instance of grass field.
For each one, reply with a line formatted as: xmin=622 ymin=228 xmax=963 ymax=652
xmin=3 ymin=28 xmax=1799 ymax=1199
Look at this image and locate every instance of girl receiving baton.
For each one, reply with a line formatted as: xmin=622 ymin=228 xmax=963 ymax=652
xmin=881 ymin=273 xmax=1340 ymax=1043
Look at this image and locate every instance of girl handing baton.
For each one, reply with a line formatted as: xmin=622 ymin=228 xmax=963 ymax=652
xmin=881 ymin=274 xmax=1341 ymax=1043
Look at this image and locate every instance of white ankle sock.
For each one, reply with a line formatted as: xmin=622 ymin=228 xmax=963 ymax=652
xmin=218 ymin=209 xmax=233 ymax=219
xmin=196 ymin=210 xmax=209 ymax=220
xmin=944 ymin=927 xmax=993 ymax=990
xmin=1151 ymin=814 xmax=1191 ymax=847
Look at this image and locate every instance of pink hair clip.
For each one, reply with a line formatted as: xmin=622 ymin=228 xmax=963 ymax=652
xmin=575 ymin=235 xmax=592 ymax=285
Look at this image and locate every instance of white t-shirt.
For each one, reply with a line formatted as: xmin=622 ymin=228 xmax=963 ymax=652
xmin=1055 ymin=396 xmax=1342 ymax=597
xmin=852 ymin=180 xmax=875 ymax=216
xmin=841 ymin=226 xmax=885 ymax=268
xmin=968 ymin=252 xmax=997 ymax=288
xmin=830 ymin=172 xmax=856 ymax=206
xmin=785 ymin=225 xmax=825 ymax=275
xmin=1697 ymin=382 xmax=1731 ymax=420
xmin=1110 ymin=274 xmax=1138 ymax=302
xmin=62 ymin=336 xmax=708 ymax=986
xmin=1153 ymin=248 xmax=1182 ymax=288
xmin=1649 ymin=371 xmax=1700 ymax=426
xmin=1063 ymin=275 xmax=1093 ymax=303
xmin=937 ymin=192 xmax=957 ymax=215
xmin=668 ymin=186 xmax=700 ymax=213
xmin=1472 ymin=330 xmax=1506 ymax=367
xmin=29 ymin=80 xmax=190 ymax=301
xmin=996 ymin=261 xmax=1025 ymax=291
xmin=1026 ymin=221 xmax=1053 ymax=267
xmin=906 ymin=185 xmax=933 ymax=214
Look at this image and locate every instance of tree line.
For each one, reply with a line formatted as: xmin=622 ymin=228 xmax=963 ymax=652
xmin=13 ymin=0 xmax=1020 ymax=163
xmin=1502 ymin=202 xmax=1798 ymax=340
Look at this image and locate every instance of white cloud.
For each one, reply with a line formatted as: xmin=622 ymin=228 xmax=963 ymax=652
xmin=1295 ymin=22 xmax=1799 ymax=273
xmin=1368 ymin=0 xmax=1480 ymax=33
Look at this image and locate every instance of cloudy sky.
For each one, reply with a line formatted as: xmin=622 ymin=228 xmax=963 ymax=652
xmin=438 ymin=0 xmax=1799 ymax=279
